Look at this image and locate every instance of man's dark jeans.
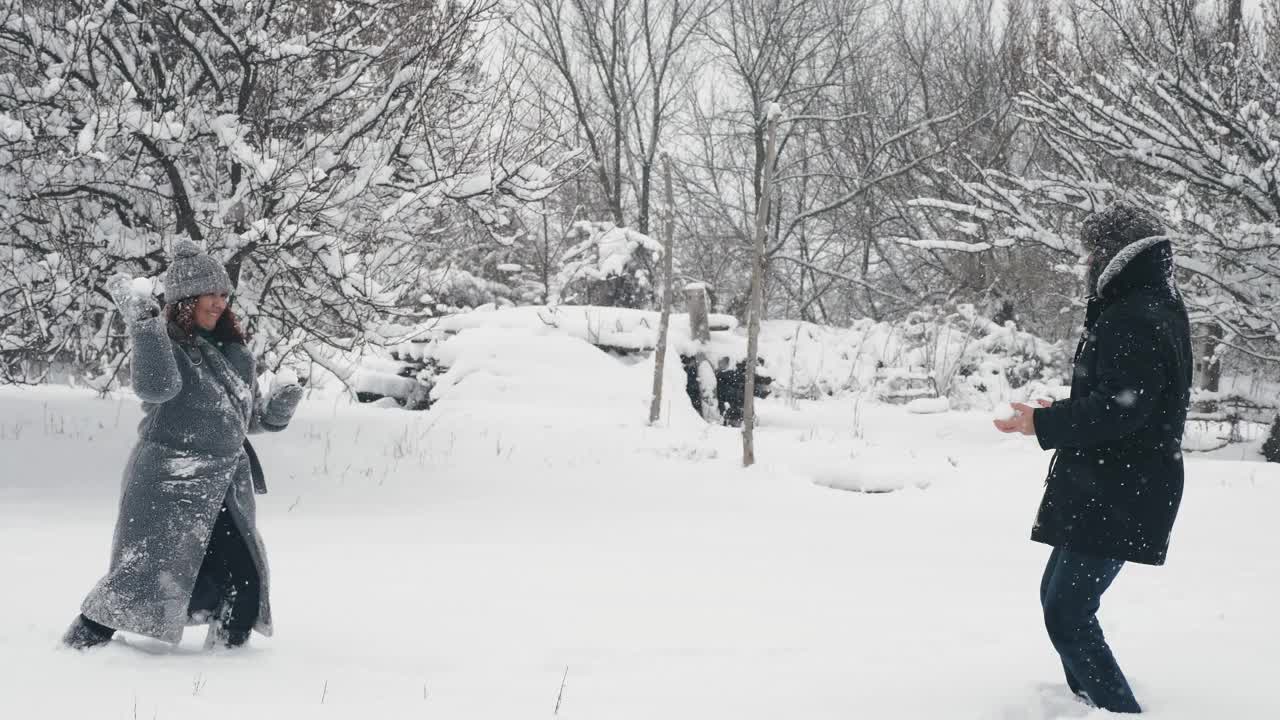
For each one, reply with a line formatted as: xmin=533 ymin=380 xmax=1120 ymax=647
xmin=1039 ymin=547 xmax=1142 ymax=714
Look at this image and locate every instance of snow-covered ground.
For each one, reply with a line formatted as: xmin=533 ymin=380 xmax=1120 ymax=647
xmin=2 ymin=331 xmax=1277 ymax=719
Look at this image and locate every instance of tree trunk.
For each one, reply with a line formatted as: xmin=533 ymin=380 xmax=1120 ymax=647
xmin=638 ymin=159 xmax=653 ymax=235
xmin=649 ymin=155 xmax=677 ymax=425
xmin=541 ymin=212 xmax=552 ymax=304
xmin=743 ymin=106 xmax=780 ymax=467
xmin=1226 ymin=0 xmax=1243 ymax=50
xmin=860 ymin=204 xmax=878 ymax=320
xmin=1199 ymin=323 xmax=1224 ymax=392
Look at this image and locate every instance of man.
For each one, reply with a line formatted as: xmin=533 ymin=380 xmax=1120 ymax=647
xmin=994 ymin=202 xmax=1192 ymax=714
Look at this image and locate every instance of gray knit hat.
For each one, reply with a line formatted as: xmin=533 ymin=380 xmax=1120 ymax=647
xmin=163 ymin=238 xmax=232 ymax=301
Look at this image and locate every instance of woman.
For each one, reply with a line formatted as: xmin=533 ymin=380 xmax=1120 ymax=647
xmin=63 ymin=239 xmax=303 ymax=651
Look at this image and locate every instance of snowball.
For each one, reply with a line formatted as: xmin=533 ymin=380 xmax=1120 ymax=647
xmin=130 ymin=277 xmax=155 ymax=296
xmin=992 ymin=404 xmax=1020 ymax=422
xmin=275 ymin=367 xmax=299 ymax=387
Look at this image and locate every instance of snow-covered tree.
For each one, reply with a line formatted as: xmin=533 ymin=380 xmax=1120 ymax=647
xmin=914 ymin=0 xmax=1280 ymax=380
xmin=0 ymin=0 xmax=567 ymax=382
xmin=502 ymin=0 xmax=711 ymax=310
xmin=510 ymin=0 xmax=708 ymax=238
xmin=677 ymin=0 xmax=969 ymax=324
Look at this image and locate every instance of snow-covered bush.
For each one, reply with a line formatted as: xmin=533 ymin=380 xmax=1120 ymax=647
xmin=762 ymin=303 xmax=1066 ymax=409
xmin=371 ymin=303 xmax=1065 ymax=411
xmin=1264 ymin=416 xmax=1280 ymax=464
xmin=552 ymin=221 xmax=662 ymax=308
xmin=407 ymin=268 xmax=522 ymax=316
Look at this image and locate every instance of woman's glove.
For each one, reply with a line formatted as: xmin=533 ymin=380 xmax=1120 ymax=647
xmin=107 ymin=273 xmax=161 ymax=327
xmin=261 ymin=383 xmax=303 ymax=429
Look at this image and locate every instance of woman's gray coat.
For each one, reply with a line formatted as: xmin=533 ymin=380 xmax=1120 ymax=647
xmin=81 ymin=315 xmax=295 ymax=643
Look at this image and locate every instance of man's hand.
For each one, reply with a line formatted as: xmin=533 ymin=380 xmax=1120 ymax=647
xmin=993 ymin=399 xmax=1052 ymax=436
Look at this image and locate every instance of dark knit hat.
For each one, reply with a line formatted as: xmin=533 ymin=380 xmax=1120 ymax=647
xmin=163 ymin=239 xmax=231 ymax=301
xmin=1081 ymin=202 xmax=1163 ymax=257
xmin=1081 ymin=202 xmax=1165 ymax=295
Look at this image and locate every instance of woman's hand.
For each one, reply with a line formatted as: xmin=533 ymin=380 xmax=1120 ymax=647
xmin=261 ymin=383 xmax=304 ymax=429
xmin=107 ymin=273 xmax=161 ymax=326
xmin=111 ymin=273 xmax=181 ymax=403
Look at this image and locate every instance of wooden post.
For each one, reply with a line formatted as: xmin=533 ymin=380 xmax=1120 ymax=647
xmin=649 ymin=154 xmax=677 ymax=425
xmin=684 ymin=283 xmax=720 ymax=423
xmin=743 ymin=103 xmax=781 ymax=467
xmin=685 ymin=284 xmax=711 ymax=343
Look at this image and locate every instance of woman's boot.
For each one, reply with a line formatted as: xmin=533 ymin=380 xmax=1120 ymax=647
xmin=61 ymin=614 xmax=115 ymax=650
xmin=203 ymin=598 xmax=253 ymax=650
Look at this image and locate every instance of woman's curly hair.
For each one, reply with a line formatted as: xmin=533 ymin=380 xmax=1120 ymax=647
xmin=166 ymin=296 xmax=250 ymax=345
